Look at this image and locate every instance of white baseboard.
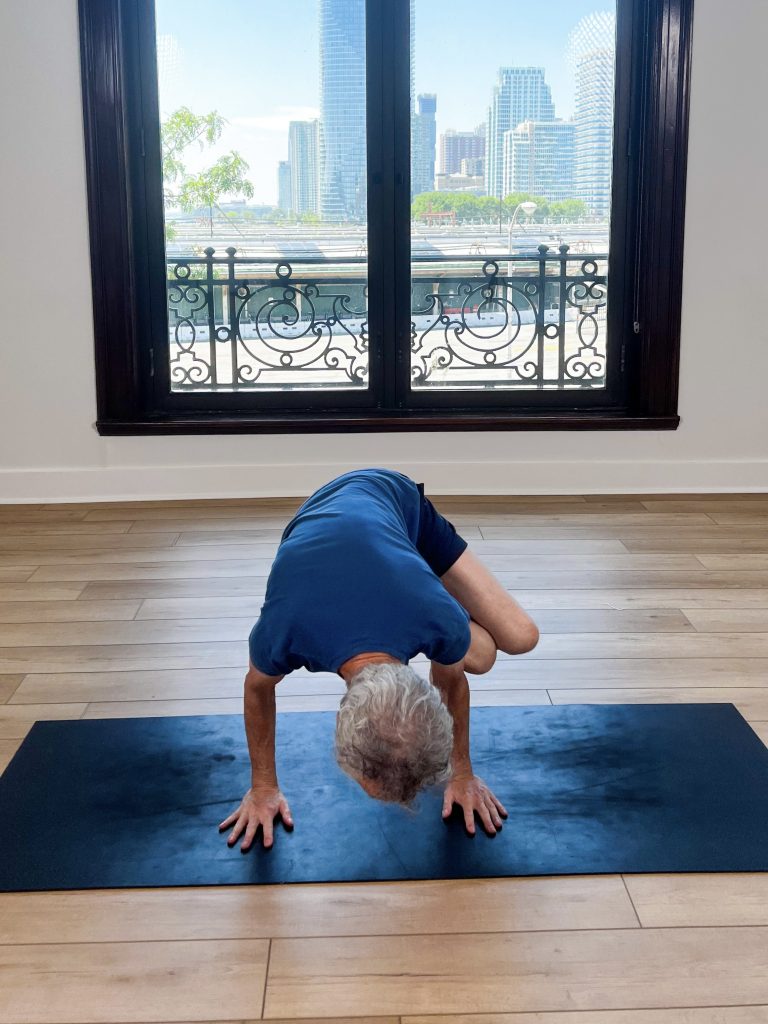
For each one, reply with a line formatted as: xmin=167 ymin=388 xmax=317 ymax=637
xmin=1 ymin=459 xmax=768 ymax=503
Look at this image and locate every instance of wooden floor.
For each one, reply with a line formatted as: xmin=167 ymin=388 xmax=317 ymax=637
xmin=2 ymin=493 xmax=768 ymax=1023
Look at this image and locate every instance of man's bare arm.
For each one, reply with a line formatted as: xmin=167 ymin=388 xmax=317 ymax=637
xmin=243 ymin=663 xmax=282 ymax=789
xmin=431 ymin=660 xmax=507 ymax=835
xmin=218 ymin=664 xmax=293 ymax=850
xmin=431 ymin=660 xmax=473 ymax=777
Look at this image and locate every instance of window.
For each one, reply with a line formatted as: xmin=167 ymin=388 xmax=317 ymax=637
xmin=80 ymin=0 xmax=693 ymax=432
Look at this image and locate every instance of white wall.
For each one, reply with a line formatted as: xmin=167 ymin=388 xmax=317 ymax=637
xmin=1 ymin=0 xmax=766 ymax=501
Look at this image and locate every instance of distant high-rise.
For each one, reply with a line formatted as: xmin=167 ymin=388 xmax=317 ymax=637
xmin=412 ymin=93 xmax=437 ymax=197
xmin=485 ymin=67 xmax=555 ymax=199
xmin=439 ymin=129 xmax=485 ymax=175
xmin=318 ymin=0 xmax=417 ymax=219
xmin=319 ymin=0 xmax=366 ymax=221
xmin=288 ymin=120 xmax=319 ymax=215
xmin=502 ymin=120 xmax=575 ymax=202
xmin=277 ymin=160 xmax=292 ymax=213
xmin=460 ymin=156 xmax=484 ymax=177
xmin=570 ymin=12 xmax=616 ymax=218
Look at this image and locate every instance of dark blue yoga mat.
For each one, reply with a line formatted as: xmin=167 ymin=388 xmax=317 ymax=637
xmin=1 ymin=704 xmax=767 ymax=891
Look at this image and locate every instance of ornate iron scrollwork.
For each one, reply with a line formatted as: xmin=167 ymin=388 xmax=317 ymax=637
xmin=410 ymin=245 xmax=607 ymax=390
xmin=166 ymin=245 xmax=607 ymax=392
xmin=167 ymin=248 xmax=368 ymax=390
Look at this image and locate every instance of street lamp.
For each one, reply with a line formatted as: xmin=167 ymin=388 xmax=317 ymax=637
xmin=507 ymin=200 xmax=538 ymax=279
xmin=507 ymin=200 xmax=538 ymax=254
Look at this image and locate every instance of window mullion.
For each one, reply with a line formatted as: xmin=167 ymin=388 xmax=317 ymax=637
xmin=390 ymin=0 xmax=414 ymax=410
xmin=365 ymin=0 xmax=411 ymax=412
xmin=365 ymin=0 xmax=392 ymax=409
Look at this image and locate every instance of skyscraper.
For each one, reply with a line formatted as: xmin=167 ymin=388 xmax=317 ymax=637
xmin=439 ymin=129 xmax=485 ymax=175
xmin=411 ymin=93 xmax=437 ymax=197
xmin=485 ymin=67 xmax=555 ymax=199
xmin=288 ymin=120 xmax=319 ymax=216
xmin=318 ymin=0 xmax=417 ymax=219
xmin=570 ymin=11 xmax=616 ymax=218
xmin=502 ymin=120 xmax=575 ymax=202
xmin=277 ymin=160 xmax=292 ymax=213
xmin=319 ymin=0 xmax=366 ymax=222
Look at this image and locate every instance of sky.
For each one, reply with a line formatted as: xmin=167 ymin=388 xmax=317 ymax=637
xmin=155 ymin=0 xmax=615 ymax=206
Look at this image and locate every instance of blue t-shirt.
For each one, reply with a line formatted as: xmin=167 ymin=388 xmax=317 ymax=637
xmin=248 ymin=469 xmax=471 ymax=675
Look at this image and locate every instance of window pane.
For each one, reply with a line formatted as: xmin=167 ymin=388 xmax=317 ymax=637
xmin=410 ymin=2 xmax=615 ymax=390
xmin=155 ymin=0 xmax=369 ymax=392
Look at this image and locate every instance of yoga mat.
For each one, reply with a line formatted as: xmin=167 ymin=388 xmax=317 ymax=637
xmin=1 ymin=704 xmax=767 ymax=891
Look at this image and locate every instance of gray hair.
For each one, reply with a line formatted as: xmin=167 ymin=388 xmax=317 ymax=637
xmin=335 ymin=662 xmax=454 ymax=804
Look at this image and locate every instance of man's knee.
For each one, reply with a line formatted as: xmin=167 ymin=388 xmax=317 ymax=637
xmin=464 ymin=645 xmax=497 ymax=675
xmin=500 ymin=620 xmax=540 ymax=656
xmin=464 ymin=621 xmax=498 ymax=675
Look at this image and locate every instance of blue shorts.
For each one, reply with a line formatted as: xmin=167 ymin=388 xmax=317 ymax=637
xmin=415 ymin=484 xmax=468 ymax=577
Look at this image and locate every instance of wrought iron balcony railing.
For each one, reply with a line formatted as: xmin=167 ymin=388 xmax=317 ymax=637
xmin=167 ymin=245 xmax=607 ymax=391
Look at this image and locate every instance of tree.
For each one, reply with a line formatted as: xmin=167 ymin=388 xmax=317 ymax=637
xmin=549 ymin=198 xmax=588 ymax=222
xmin=161 ymin=107 xmax=254 ymax=239
xmin=411 ymin=190 xmax=589 ymax=226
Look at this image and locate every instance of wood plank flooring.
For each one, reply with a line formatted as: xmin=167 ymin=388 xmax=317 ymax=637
xmin=1 ymin=493 xmax=768 ymax=1023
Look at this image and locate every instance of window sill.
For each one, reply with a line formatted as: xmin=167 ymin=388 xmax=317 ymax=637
xmin=96 ymin=411 xmax=681 ymax=435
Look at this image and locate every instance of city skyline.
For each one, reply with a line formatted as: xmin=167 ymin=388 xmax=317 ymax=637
xmin=486 ymin=67 xmax=556 ymax=199
xmin=155 ymin=0 xmax=615 ymax=210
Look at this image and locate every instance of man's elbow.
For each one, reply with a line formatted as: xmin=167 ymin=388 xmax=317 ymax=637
xmin=463 ymin=620 xmax=498 ymax=675
xmin=244 ymin=665 xmax=283 ymax=693
xmin=510 ymin=622 xmax=540 ymax=655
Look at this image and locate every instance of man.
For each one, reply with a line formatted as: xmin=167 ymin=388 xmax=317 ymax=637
xmin=219 ymin=468 xmax=539 ymax=851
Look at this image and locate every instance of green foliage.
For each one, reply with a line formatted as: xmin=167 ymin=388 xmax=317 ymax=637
xmin=177 ymin=153 xmax=254 ymax=213
xmin=161 ymin=107 xmax=254 ymax=239
xmin=548 ymin=198 xmax=588 ymax=221
xmin=411 ymin=191 xmax=588 ymax=225
xmin=161 ymin=107 xmax=226 ymax=184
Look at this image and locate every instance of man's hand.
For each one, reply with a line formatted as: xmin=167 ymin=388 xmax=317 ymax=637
xmin=442 ymin=774 xmax=507 ymax=836
xmin=218 ymin=786 xmax=293 ymax=851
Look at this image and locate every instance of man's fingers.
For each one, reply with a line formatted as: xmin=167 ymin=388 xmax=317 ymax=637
xmin=477 ymin=802 xmax=497 ymax=836
xmin=462 ymin=805 xmax=476 ymax=835
xmin=262 ymin=817 xmax=275 ymax=849
xmin=491 ymin=794 xmax=508 ymax=818
xmin=227 ymin=814 xmax=247 ymax=846
xmin=218 ymin=809 xmax=240 ymax=831
xmin=279 ymin=799 xmax=294 ymax=828
xmin=442 ymin=792 xmax=454 ymax=819
xmin=241 ymin=818 xmax=259 ymax=852
xmin=486 ymin=799 xmax=503 ymax=830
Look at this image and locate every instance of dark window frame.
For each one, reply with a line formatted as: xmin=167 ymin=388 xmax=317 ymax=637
xmin=79 ymin=0 xmax=693 ymax=434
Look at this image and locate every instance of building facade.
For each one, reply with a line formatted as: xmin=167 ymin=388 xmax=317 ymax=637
xmin=460 ymin=156 xmax=484 ymax=177
xmin=288 ymin=120 xmax=319 ymax=216
xmin=485 ymin=67 xmax=555 ymax=199
xmin=277 ymin=160 xmax=292 ymax=213
xmin=439 ymin=129 xmax=485 ymax=175
xmin=502 ymin=119 xmax=575 ymax=202
xmin=319 ymin=0 xmax=367 ymax=221
xmin=435 ymin=172 xmax=484 ymax=194
xmin=570 ymin=11 xmax=616 ymax=219
xmin=412 ymin=93 xmax=437 ymax=198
